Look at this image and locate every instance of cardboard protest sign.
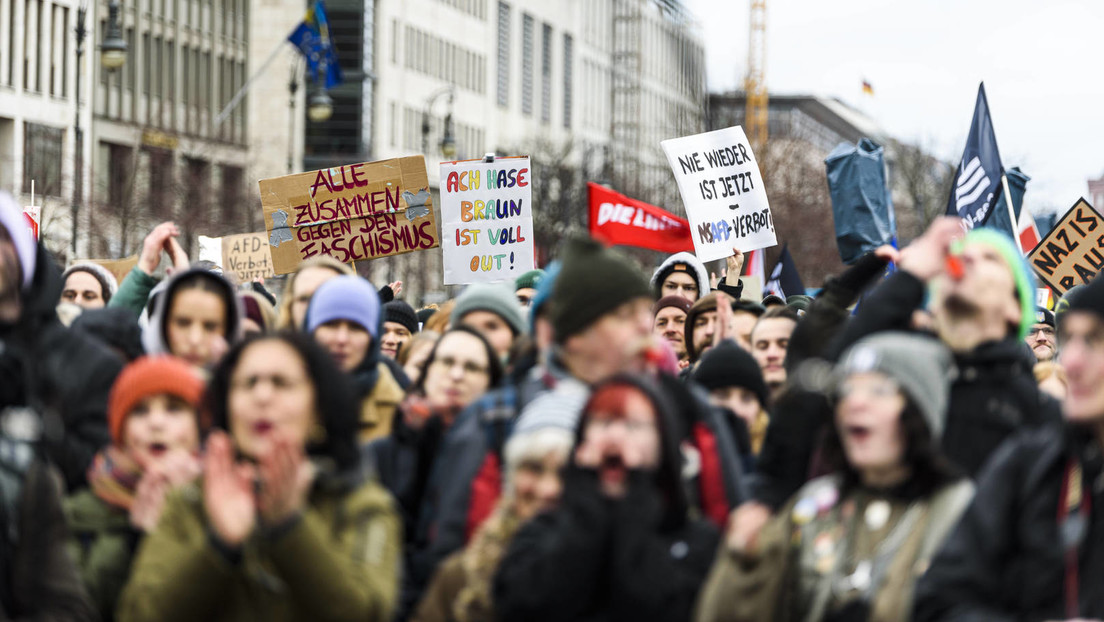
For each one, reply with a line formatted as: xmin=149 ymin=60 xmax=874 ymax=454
xmin=1028 ymin=198 xmax=1104 ymax=296
xmin=661 ymin=126 xmax=776 ymax=262
xmin=587 ymin=183 xmax=694 ymax=253
xmin=74 ymin=256 xmax=139 ymax=286
xmin=258 ymin=157 xmax=440 ymax=275
xmin=221 ymin=233 xmax=276 ymax=283
xmin=440 ymin=156 xmax=534 ymax=285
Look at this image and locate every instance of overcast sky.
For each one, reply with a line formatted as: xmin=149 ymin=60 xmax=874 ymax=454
xmin=681 ymin=0 xmax=1104 ymax=215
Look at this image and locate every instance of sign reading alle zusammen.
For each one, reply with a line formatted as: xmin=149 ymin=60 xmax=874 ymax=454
xmin=1028 ymin=198 xmax=1104 ymax=296
xmin=661 ymin=126 xmax=777 ymax=263
xmin=258 ymin=156 xmax=440 ymax=275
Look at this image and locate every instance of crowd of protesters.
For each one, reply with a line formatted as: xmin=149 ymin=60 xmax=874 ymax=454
xmin=1 ymin=186 xmax=1102 ymax=621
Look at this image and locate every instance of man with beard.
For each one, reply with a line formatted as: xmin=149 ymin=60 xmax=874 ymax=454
xmin=1026 ymin=306 xmax=1057 ymax=362
xmin=652 ymin=296 xmax=691 ymax=365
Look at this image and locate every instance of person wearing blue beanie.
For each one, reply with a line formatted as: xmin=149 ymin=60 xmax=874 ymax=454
xmin=306 ymin=276 xmax=404 ymax=442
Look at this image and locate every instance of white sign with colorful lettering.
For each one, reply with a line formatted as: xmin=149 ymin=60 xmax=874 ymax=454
xmin=440 ymin=156 xmax=535 ymax=285
xmin=661 ymin=126 xmax=776 ymax=262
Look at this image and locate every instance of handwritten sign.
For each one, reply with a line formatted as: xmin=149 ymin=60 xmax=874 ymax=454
xmin=258 ymin=157 xmax=440 ymax=275
xmin=1028 ymin=198 xmax=1104 ymax=296
xmin=661 ymin=126 xmax=776 ymax=262
xmin=440 ymin=156 xmax=534 ymax=284
xmin=222 ymin=232 xmax=275 ymax=283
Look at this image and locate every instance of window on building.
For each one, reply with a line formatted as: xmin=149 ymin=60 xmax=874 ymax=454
xmin=142 ymin=33 xmax=150 ymax=97
xmin=184 ymin=157 xmax=209 ymax=219
xmin=219 ymin=164 xmax=243 ymax=222
xmin=107 ymin=142 xmax=133 ymax=208
xmin=146 ymin=147 xmax=173 ymax=214
xmin=562 ymin=33 xmax=572 ymax=128
xmin=152 ymin=37 xmax=162 ymax=99
xmin=540 ymin=23 xmax=551 ymax=124
xmin=496 ymin=2 xmax=509 ymax=107
xmin=23 ymin=123 xmax=63 ymax=197
xmin=521 ymin=13 xmax=532 ymax=116
xmin=126 ymin=28 xmax=135 ymax=92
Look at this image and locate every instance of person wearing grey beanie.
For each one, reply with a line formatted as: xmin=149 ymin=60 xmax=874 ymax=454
xmin=699 ymin=332 xmax=972 ymax=622
xmin=453 ymin=283 xmax=525 ymax=361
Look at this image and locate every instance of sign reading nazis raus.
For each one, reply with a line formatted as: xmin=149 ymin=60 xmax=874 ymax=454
xmin=1028 ymin=198 xmax=1104 ymax=296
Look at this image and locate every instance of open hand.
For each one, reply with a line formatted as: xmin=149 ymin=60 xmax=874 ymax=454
xmin=203 ymin=432 xmax=256 ymax=547
xmin=256 ymin=433 xmax=314 ymax=525
xmin=138 ymin=222 xmax=181 ymax=275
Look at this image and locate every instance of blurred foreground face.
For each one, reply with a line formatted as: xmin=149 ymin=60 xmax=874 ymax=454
xmin=423 ymin=331 xmax=492 ymax=411
xmin=228 ymin=339 xmax=316 ymax=460
xmin=567 ymin=298 xmax=654 ymax=382
xmin=314 ymin=319 xmax=371 ymax=372
xmin=751 ymin=317 xmax=795 ymax=389
xmin=62 ymin=271 xmax=106 ymax=309
xmin=835 ymin=372 xmax=907 ymax=480
xmin=653 ymin=306 xmax=687 ymax=358
xmin=661 ymin=271 xmax=698 ymax=301
xmin=167 ymin=288 xmax=227 ymax=368
xmin=580 ymin=387 xmax=661 ymax=498
xmin=1060 ymin=312 xmax=1104 ymax=423
xmin=291 ymin=267 xmax=340 ymax=330
xmin=458 ymin=310 xmax=514 ymax=360
xmin=933 ymin=242 xmax=1020 ymax=334
xmin=123 ymin=394 xmax=200 ymax=468
xmin=512 ymin=450 xmax=566 ymax=521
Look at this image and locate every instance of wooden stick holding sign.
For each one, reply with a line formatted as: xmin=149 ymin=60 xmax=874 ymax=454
xmin=258 ymin=156 xmax=440 ymax=275
xmin=1028 ymin=198 xmax=1104 ymax=296
xmin=661 ymin=126 xmax=777 ymax=263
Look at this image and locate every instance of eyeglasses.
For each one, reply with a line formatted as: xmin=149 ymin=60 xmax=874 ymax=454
xmin=1030 ymin=326 xmax=1056 ymax=338
xmin=230 ymin=374 xmax=310 ymax=392
xmin=432 ymin=356 xmax=489 ymax=376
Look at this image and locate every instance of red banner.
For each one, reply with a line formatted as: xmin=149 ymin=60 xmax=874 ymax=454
xmin=587 ymin=183 xmax=694 ymax=254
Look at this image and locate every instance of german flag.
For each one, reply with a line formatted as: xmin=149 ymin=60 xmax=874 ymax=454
xmin=862 ymin=79 xmax=874 ymax=96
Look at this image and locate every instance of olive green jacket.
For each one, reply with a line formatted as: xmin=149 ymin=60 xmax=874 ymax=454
xmin=117 ymin=475 xmax=401 ymax=622
xmin=64 ymin=489 xmax=140 ymax=621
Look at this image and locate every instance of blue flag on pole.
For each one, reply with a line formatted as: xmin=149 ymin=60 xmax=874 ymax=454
xmin=983 ymin=166 xmax=1030 ymax=239
xmin=946 ymin=83 xmax=1004 ymax=229
xmin=288 ymin=1 xmax=343 ymax=89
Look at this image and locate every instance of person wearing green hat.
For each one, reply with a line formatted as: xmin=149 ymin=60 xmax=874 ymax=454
xmin=829 ymin=217 xmax=1061 ymax=478
xmin=514 ymin=269 xmax=545 ymax=309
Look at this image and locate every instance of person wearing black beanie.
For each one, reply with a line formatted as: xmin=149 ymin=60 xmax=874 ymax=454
xmin=692 ymin=340 xmax=771 ymax=455
xmin=546 ymin=237 xmax=654 ymax=385
xmin=381 ymin=300 xmax=419 ymax=360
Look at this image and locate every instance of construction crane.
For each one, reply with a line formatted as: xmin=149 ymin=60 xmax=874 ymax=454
xmin=744 ymin=0 xmax=768 ymax=149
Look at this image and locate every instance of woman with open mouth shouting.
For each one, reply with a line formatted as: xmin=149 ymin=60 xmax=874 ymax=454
xmin=493 ymin=374 xmax=720 ymax=622
xmin=117 ymin=332 xmax=400 ymax=622
xmin=696 ymin=332 xmax=974 ymax=622
xmin=65 ymin=355 xmax=205 ymax=621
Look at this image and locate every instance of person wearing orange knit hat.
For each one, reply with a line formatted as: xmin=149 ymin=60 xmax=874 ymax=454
xmin=64 ymin=356 xmax=205 ymax=621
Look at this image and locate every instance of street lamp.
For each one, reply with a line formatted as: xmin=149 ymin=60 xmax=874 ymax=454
xmin=100 ymin=0 xmax=127 ymax=69
xmin=307 ymin=90 xmax=333 ymax=122
xmin=421 ymin=86 xmax=456 ymax=158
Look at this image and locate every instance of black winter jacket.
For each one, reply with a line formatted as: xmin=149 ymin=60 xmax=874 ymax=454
xmin=828 ymin=270 xmax=1060 ymax=478
xmin=914 ymin=423 xmax=1104 ymax=621
xmin=0 ymin=245 xmax=122 ymax=490
xmin=493 ymin=469 xmax=718 ymax=622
